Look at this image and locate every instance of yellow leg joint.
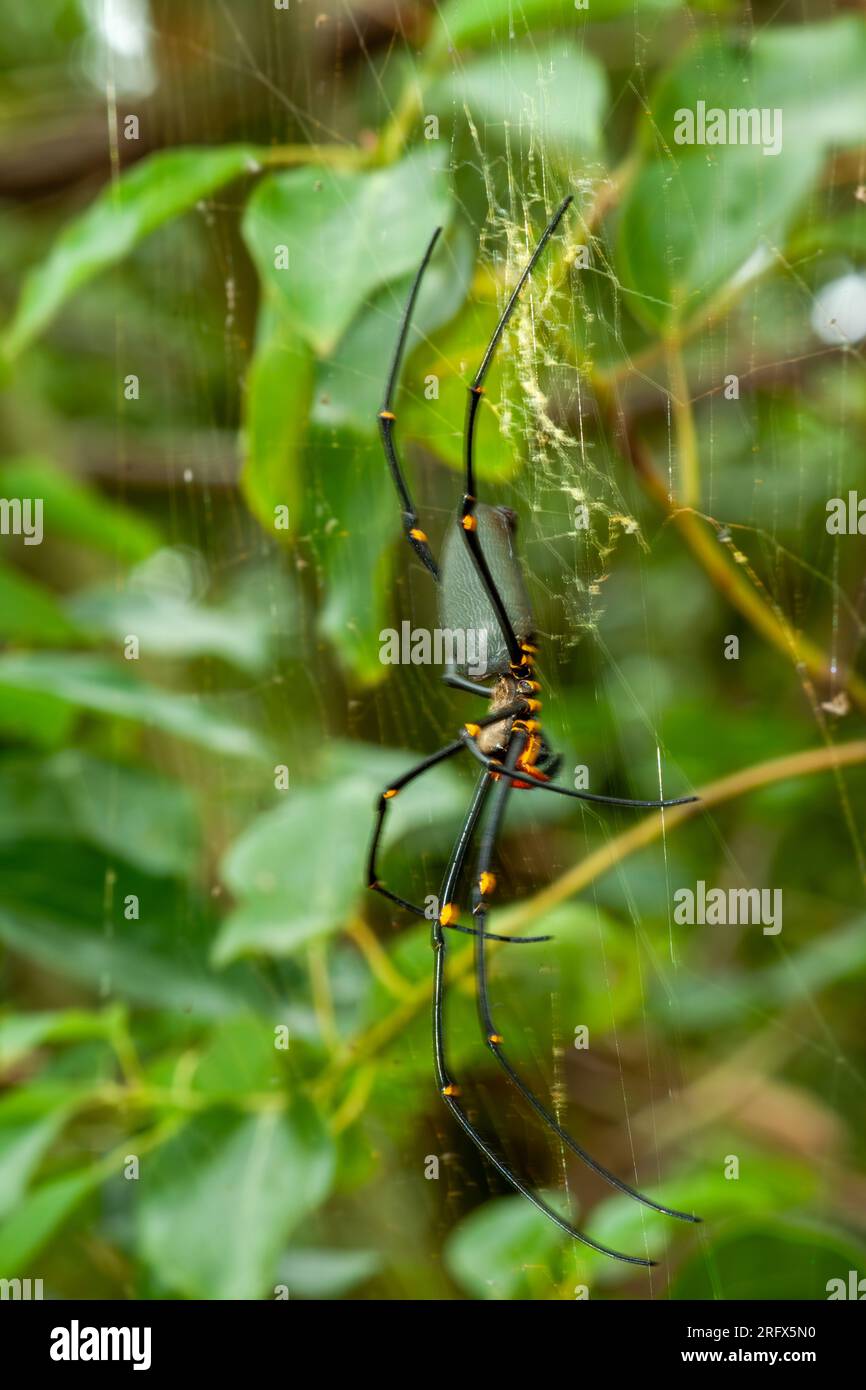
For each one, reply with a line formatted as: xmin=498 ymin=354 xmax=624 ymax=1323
xmin=409 ymin=527 xmax=428 ymax=542
xmin=440 ymin=902 xmax=459 ymax=927
xmin=479 ymin=871 xmax=496 ymax=896
xmin=442 ymin=1083 xmax=461 ymax=1097
xmin=383 ymin=788 xmax=397 ymax=799
xmin=488 ymin=1033 xmax=504 ymax=1045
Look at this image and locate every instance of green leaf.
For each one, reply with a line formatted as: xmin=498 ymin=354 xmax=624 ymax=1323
xmin=0 ymin=837 xmax=270 ymax=1017
xmin=649 ymin=19 xmax=866 ymax=163
xmin=68 ymin=583 xmax=274 ymax=675
xmin=309 ymin=433 xmax=398 ymax=683
xmin=0 ymin=1167 xmax=101 ymax=1275
xmin=583 ymin=1154 xmax=817 ymax=1285
xmin=0 ymin=457 xmax=159 ymax=562
xmin=662 ymin=917 xmax=866 ymax=1031
xmin=434 ymin=43 xmax=608 ymax=158
xmin=5 ymin=144 xmax=263 ymax=357
xmin=616 ymin=146 xmax=820 ymax=331
xmin=241 ymin=295 xmax=315 ymax=532
xmin=428 ymin=0 xmax=680 ymax=56
xmin=398 ymin=299 xmax=527 ymax=480
xmin=0 ymin=1006 xmax=123 ymax=1072
xmin=0 ymin=653 xmax=266 ymax=760
xmin=0 ymin=1107 xmax=70 ymax=1219
xmin=138 ymin=1101 xmax=334 ymax=1299
xmin=312 ymin=223 xmax=474 ymax=435
xmin=192 ymin=1015 xmax=285 ymax=1098
xmin=671 ymin=1217 xmax=866 ymax=1300
xmin=444 ymin=1194 xmax=564 ymax=1300
xmin=242 ymin=148 xmax=452 ymax=355
xmin=213 ymin=743 xmax=468 ymax=964
xmin=0 ymin=564 xmax=81 ymax=644
xmin=0 ymin=751 xmax=199 ymax=877
xmin=277 ymin=1247 xmax=381 ymax=1298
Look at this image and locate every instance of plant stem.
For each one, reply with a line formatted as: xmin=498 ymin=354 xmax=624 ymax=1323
xmin=666 ymin=340 xmax=699 ymax=507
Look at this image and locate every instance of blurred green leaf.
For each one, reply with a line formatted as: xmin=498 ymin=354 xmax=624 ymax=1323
xmin=0 ymin=1166 xmax=101 ymax=1275
xmin=617 ymin=148 xmax=820 ymax=331
xmin=242 ymin=148 xmax=452 ymax=355
xmin=400 ymin=299 xmax=528 ymax=479
xmin=312 ymin=223 xmax=474 ymax=434
xmin=5 ymin=144 xmax=263 ymax=357
xmin=0 ymin=1006 xmax=123 ymax=1071
xmin=138 ymin=1101 xmax=334 ymax=1298
xmin=0 ymin=844 xmax=269 ymax=1015
xmin=434 ymin=43 xmax=608 ymax=158
xmin=241 ymin=295 xmax=315 ymax=532
xmin=0 ymin=1104 xmax=71 ymax=1220
xmin=648 ymin=19 xmax=866 ymax=162
xmin=0 ymin=457 xmax=160 ymax=562
xmin=584 ymin=1154 xmax=817 ymax=1285
xmin=278 ymin=1247 xmax=382 ymax=1297
xmin=0 ymin=751 xmax=199 ymax=877
xmin=662 ymin=917 xmax=866 ymax=1031
xmin=308 ymin=433 xmax=398 ymax=683
xmin=192 ymin=1015 xmax=285 ymax=1098
xmin=444 ymin=1193 xmax=563 ymax=1299
xmin=671 ymin=1217 xmax=866 ymax=1299
xmin=0 ymin=563 xmax=81 ymax=643
xmin=0 ymin=653 xmax=266 ymax=760
xmin=68 ymin=583 xmax=274 ymax=675
xmin=214 ymin=743 xmax=468 ymax=964
xmin=428 ymin=0 xmax=680 ymax=56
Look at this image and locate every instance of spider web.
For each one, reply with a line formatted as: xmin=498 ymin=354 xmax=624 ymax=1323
xmin=77 ymin=0 xmax=866 ymax=1299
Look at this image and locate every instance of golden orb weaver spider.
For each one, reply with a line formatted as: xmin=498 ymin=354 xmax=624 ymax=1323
xmin=366 ymin=197 xmax=701 ymax=1265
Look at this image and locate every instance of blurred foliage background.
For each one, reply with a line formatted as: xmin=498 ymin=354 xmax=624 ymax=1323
xmin=1 ymin=0 xmax=866 ymax=1301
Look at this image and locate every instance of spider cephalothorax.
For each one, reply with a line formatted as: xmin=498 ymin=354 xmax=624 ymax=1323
xmin=366 ymin=197 xmax=701 ymax=1265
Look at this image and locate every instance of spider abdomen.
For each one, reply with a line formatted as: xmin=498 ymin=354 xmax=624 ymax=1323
xmin=439 ymin=503 xmax=534 ymax=677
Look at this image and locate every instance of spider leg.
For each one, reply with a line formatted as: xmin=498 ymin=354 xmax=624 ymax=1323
xmin=378 ymin=228 xmax=443 ymax=581
xmin=432 ymin=889 xmax=656 ymax=1266
xmin=471 ymin=730 xmax=701 ymax=1226
xmin=367 ymin=738 xmax=464 ymax=906
xmin=366 ymin=737 xmax=543 ymax=943
xmin=443 ymin=671 xmax=493 ymax=698
xmin=460 ymin=197 xmax=574 ymax=670
xmin=460 ymin=729 xmax=698 ymax=809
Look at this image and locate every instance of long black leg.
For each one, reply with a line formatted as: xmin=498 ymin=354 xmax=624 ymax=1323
xmin=460 ymin=729 xmax=698 ymax=809
xmin=366 ymin=738 xmax=546 ymax=944
xmin=378 ymin=228 xmax=443 ymax=580
xmin=443 ymin=671 xmax=493 ymax=698
xmin=471 ymin=731 xmax=700 ymax=1225
xmin=431 ymin=840 xmax=656 ymax=1265
xmin=459 ymin=197 xmax=574 ymax=670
